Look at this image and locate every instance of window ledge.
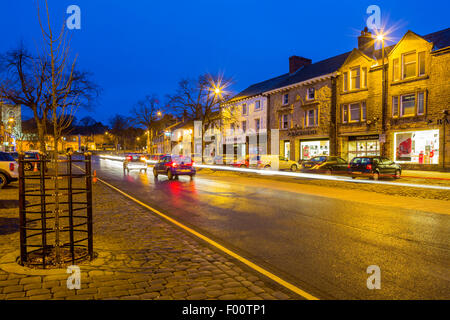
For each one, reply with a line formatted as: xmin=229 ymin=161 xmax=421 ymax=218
xmin=390 ymin=115 xmax=427 ymax=124
xmin=340 ymin=88 xmax=368 ymax=95
xmin=391 ymin=75 xmax=429 ymax=86
xmin=301 ymin=101 xmax=319 ymax=108
xmin=340 ymin=121 xmax=367 ymax=126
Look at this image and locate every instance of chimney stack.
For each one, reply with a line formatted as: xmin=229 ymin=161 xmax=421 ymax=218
xmin=289 ymin=56 xmax=312 ymax=74
xmin=358 ymin=27 xmax=374 ymax=57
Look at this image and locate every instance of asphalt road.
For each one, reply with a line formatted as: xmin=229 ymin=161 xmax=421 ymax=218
xmin=92 ymin=157 xmax=450 ymax=300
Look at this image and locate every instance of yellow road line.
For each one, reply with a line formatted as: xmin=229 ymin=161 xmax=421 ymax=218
xmin=97 ymin=176 xmax=319 ymax=300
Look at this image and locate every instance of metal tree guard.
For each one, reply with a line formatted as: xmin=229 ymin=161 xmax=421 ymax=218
xmin=18 ymin=153 xmax=94 ymax=268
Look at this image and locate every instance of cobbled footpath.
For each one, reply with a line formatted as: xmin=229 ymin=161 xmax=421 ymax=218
xmin=0 ymin=181 xmax=298 ymax=300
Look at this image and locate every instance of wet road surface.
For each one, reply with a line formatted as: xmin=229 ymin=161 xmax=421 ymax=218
xmin=92 ymin=157 xmax=450 ymax=299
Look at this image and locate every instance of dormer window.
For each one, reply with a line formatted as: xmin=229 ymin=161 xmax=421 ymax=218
xmin=402 ymin=52 xmax=416 ymax=79
xmin=418 ymin=52 xmax=425 ymax=76
xmin=350 ymin=67 xmax=360 ymax=90
xmin=306 ymin=88 xmax=315 ymax=100
xmin=343 ymin=72 xmax=348 ymax=92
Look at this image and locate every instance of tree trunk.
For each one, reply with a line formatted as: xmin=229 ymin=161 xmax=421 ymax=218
xmin=37 ymin=121 xmax=46 ymax=154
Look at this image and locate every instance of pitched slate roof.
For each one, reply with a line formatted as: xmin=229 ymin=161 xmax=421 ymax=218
xmin=422 ymin=27 xmax=450 ymax=50
xmin=275 ymin=51 xmax=352 ymax=89
xmin=225 ymin=73 xmax=290 ymax=103
xmin=227 ymin=27 xmax=449 ymax=101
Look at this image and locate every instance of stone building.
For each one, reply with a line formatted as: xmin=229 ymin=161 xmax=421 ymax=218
xmin=220 ymin=73 xmax=288 ymax=159
xmin=265 ymin=54 xmax=349 ymax=161
xmin=335 ymin=29 xmax=389 ymax=161
xmin=0 ymin=104 xmax=21 ymax=152
xmin=383 ymin=29 xmax=450 ymax=170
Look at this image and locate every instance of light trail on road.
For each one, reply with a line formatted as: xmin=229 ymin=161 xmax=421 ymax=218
xmin=97 ymin=155 xmax=450 ymax=191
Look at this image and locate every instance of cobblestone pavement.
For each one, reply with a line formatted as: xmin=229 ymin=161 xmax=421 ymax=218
xmin=197 ymin=168 xmax=450 ymax=201
xmin=0 ymin=181 xmax=299 ymax=300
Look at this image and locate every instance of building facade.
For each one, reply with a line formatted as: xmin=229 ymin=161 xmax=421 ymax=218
xmin=227 ymin=27 xmax=449 ymax=170
xmin=383 ymin=30 xmax=450 ymax=169
xmin=0 ymin=104 xmax=21 ymax=152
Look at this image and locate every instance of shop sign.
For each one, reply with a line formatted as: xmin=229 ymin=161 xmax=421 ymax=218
xmin=288 ymin=129 xmax=317 ymax=137
xmin=224 ymin=135 xmax=246 ymax=144
xmin=348 ymin=135 xmax=380 ymax=141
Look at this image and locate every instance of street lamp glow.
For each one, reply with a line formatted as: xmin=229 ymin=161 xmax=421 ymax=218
xmin=214 ymin=88 xmax=221 ymax=94
xmin=157 ymin=111 xmax=162 ymax=117
xmin=376 ymin=34 xmax=384 ymax=41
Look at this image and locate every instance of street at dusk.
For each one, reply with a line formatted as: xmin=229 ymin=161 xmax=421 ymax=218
xmin=0 ymin=0 xmax=449 ymax=314
xmin=91 ymin=157 xmax=450 ymax=300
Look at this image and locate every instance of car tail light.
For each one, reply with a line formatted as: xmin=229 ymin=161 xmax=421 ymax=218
xmin=366 ymin=164 xmax=372 ymax=170
xmin=36 ymin=153 xmax=40 ymax=160
xmin=172 ymin=162 xmax=177 ymax=168
xmin=10 ymin=163 xmax=14 ymax=171
xmin=126 ymin=156 xmax=132 ymax=161
xmin=348 ymin=164 xmax=351 ymax=169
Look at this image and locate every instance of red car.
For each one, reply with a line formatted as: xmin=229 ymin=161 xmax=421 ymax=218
xmin=230 ymin=156 xmax=250 ymax=168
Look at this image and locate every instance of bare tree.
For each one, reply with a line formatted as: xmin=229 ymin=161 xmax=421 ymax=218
xmin=26 ymin=0 xmax=99 ymax=265
xmin=0 ymin=10 xmax=99 ymax=154
xmin=167 ymin=74 xmax=233 ymax=161
xmin=0 ymin=45 xmax=50 ymax=153
xmin=130 ymin=95 xmax=159 ymax=153
xmin=109 ymin=114 xmax=130 ymax=151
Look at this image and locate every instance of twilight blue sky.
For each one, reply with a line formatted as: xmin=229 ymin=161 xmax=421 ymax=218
xmin=1 ymin=0 xmax=449 ymax=124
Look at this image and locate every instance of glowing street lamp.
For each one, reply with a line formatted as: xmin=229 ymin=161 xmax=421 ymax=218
xmin=376 ymin=30 xmax=387 ymax=155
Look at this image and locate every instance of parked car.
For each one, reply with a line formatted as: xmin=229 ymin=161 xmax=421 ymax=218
xmin=123 ymin=153 xmax=148 ymax=173
xmin=348 ymin=156 xmax=401 ymax=180
xmin=8 ymin=152 xmax=19 ymax=161
xmin=211 ymin=155 xmax=234 ymax=165
xmin=0 ymin=152 xmax=18 ymax=188
xmin=301 ymin=156 xmax=348 ymax=174
xmin=231 ymin=155 xmax=250 ymax=168
xmin=256 ymin=155 xmax=299 ymax=171
xmin=22 ymin=152 xmax=43 ymax=171
xmin=153 ymin=155 xmax=196 ymax=180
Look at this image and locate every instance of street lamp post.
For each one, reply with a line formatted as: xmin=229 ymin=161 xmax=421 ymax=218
xmin=377 ymin=33 xmax=387 ymax=157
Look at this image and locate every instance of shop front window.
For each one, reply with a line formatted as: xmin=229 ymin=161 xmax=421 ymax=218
xmin=284 ymin=141 xmax=290 ymax=159
xmin=394 ymin=130 xmax=439 ymax=164
xmin=300 ymin=140 xmax=329 ymax=160
xmin=347 ymin=139 xmax=380 ymax=161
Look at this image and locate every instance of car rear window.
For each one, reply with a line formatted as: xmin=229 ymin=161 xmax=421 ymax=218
xmin=25 ymin=153 xmax=38 ymax=159
xmin=0 ymin=153 xmax=14 ymax=161
xmin=311 ymin=156 xmax=326 ymax=162
xmin=172 ymin=155 xmax=192 ymax=164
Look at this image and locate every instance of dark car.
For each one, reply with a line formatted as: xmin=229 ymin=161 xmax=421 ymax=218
xmin=301 ymin=156 xmax=348 ymax=174
xmin=20 ymin=152 xmax=43 ymax=171
xmin=348 ymin=156 xmax=401 ymax=180
xmin=153 ymin=155 xmax=196 ymax=180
